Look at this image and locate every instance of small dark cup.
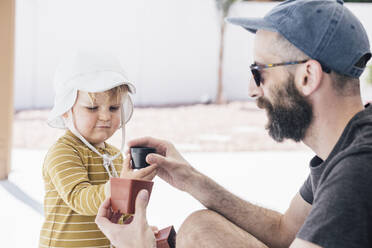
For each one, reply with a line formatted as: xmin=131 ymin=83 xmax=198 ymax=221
xmin=130 ymin=146 xmax=156 ymax=169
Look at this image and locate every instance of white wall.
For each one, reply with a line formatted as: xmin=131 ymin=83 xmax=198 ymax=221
xmin=14 ymin=1 xmax=372 ymax=110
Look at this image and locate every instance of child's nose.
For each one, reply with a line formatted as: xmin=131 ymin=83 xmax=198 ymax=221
xmin=99 ymin=110 xmax=111 ymax=121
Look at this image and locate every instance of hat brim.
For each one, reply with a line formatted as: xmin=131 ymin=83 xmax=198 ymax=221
xmin=226 ymin=17 xmax=277 ymax=34
xmin=47 ymin=73 xmax=136 ymax=129
xmin=74 ymin=71 xmax=136 ymax=94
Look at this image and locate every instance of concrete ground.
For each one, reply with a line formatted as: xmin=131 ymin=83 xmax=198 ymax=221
xmin=0 ymin=149 xmax=313 ymax=247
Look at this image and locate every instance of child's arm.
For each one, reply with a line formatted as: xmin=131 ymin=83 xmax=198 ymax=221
xmin=44 ymin=143 xmax=111 ymax=216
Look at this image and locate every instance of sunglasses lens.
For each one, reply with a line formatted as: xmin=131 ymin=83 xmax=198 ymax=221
xmin=251 ymin=69 xmax=261 ymax=87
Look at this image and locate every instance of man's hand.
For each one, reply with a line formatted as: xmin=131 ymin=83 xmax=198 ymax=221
xmin=128 ymin=137 xmax=197 ymax=192
xmin=95 ymin=190 xmax=156 ymax=248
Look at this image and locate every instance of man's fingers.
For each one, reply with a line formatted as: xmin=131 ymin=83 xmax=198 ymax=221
xmin=95 ymin=214 xmax=122 ymax=243
xmin=95 ymin=199 xmax=118 ymax=229
xmin=134 ymin=190 xmax=149 ymax=224
xmin=146 ymin=153 xmax=169 ymax=167
xmin=95 ymin=214 xmax=116 ymax=228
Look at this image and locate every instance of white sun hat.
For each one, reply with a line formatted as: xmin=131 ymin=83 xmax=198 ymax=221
xmin=48 ymin=51 xmax=136 ymax=178
xmin=47 ymin=51 xmax=136 ymax=129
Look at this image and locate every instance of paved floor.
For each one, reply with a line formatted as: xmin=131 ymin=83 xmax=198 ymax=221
xmin=0 ymin=149 xmax=313 ymax=247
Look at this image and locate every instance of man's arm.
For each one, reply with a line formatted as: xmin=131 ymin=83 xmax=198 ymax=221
xmin=128 ymin=137 xmax=312 ymax=248
xmin=188 ymin=171 xmax=311 ymax=248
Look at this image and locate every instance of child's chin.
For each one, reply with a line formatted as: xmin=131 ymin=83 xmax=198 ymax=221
xmin=89 ymin=133 xmax=113 ymax=144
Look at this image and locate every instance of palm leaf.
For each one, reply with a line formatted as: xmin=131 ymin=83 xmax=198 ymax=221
xmin=215 ymin=0 xmax=240 ymax=17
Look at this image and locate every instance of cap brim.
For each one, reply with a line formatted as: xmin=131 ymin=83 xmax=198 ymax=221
xmin=226 ymin=17 xmax=277 ymax=34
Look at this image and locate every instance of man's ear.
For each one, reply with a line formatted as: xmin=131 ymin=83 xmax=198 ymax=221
xmin=62 ymin=112 xmax=69 ymax=119
xmin=296 ymin=60 xmax=323 ymax=96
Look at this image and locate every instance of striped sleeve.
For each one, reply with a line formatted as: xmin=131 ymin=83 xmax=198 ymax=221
xmin=44 ymin=143 xmax=107 ymax=216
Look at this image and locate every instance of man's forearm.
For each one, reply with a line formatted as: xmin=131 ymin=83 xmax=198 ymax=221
xmin=185 ymin=170 xmax=292 ymax=248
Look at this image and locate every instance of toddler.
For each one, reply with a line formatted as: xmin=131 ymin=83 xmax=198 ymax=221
xmin=39 ymin=52 xmax=157 ymax=247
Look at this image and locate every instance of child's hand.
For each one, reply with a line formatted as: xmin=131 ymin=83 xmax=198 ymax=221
xmin=120 ymin=153 xmax=158 ymax=181
xmin=150 ymin=226 xmax=159 ymax=235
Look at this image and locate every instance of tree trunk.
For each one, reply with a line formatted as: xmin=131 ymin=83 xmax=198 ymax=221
xmin=216 ymin=18 xmax=226 ymax=104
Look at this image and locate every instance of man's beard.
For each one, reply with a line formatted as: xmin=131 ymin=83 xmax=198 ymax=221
xmin=257 ymin=75 xmax=313 ymax=143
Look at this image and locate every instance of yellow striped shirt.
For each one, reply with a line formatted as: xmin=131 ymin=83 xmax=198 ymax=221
xmin=39 ymin=130 xmax=123 ymax=248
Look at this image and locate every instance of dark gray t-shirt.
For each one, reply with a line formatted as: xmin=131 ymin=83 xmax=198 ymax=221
xmin=297 ymin=104 xmax=372 ymax=248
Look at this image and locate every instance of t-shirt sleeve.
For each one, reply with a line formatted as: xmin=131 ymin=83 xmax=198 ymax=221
xmin=299 ymin=175 xmax=313 ymax=204
xmin=297 ymin=153 xmax=372 ymax=248
xmin=44 ymin=142 xmax=107 ymax=216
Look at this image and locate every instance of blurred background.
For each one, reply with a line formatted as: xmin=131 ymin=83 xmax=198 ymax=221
xmin=1 ymin=0 xmax=372 ymax=247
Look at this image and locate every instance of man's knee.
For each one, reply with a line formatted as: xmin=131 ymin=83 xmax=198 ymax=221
xmin=176 ymin=209 xmax=267 ymax=248
xmin=176 ymin=209 xmax=224 ymax=247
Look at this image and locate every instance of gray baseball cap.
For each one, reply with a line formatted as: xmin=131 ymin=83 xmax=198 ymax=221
xmin=227 ymin=0 xmax=371 ymax=78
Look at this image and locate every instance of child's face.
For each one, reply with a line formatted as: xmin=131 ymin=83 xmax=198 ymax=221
xmin=71 ymin=91 xmax=122 ymax=147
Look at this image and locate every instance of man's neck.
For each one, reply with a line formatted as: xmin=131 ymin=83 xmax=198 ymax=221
xmin=303 ymin=97 xmax=364 ymax=161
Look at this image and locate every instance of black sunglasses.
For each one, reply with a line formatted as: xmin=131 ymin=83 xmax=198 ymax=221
xmin=249 ymin=60 xmax=332 ymax=87
xmin=249 ymin=60 xmax=308 ymax=87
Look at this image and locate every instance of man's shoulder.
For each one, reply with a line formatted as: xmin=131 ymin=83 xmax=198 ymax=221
xmin=299 ymin=151 xmax=372 ymax=246
xmin=325 ymin=114 xmax=372 ymax=181
xmin=321 ymin=150 xmax=372 ymax=193
xmin=337 ymin=151 xmax=372 ymax=174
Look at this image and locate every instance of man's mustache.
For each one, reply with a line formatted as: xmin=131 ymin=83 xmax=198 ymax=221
xmin=256 ymin=97 xmax=272 ymax=111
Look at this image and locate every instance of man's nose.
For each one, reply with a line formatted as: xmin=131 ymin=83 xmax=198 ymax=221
xmin=248 ymin=77 xmax=263 ymax=99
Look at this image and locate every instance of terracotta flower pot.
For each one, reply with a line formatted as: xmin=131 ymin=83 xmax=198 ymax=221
xmin=110 ymin=177 xmax=154 ymax=215
xmin=155 ymin=226 xmax=176 ymax=248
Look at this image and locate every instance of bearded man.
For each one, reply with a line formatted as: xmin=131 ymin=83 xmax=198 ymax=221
xmin=95 ymin=0 xmax=372 ymax=247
